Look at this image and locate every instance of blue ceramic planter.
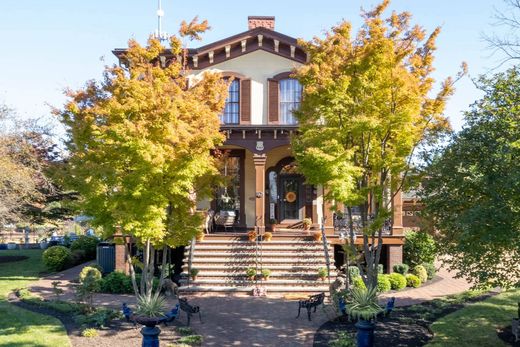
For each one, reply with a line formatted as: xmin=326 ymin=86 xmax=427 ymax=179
xmin=355 ymin=319 xmax=375 ymax=347
xmin=135 ymin=316 xmax=162 ymax=347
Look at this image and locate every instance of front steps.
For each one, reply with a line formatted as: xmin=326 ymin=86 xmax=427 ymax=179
xmin=180 ymin=235 xmax=334 ymax=293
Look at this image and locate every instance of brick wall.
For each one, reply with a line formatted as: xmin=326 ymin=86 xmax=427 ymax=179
xmin=387 ymin=245 xmax=403 ymax=271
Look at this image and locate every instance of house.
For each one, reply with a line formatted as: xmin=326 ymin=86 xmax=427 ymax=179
xmin=113 ymin=17 xmax=405 ymax=291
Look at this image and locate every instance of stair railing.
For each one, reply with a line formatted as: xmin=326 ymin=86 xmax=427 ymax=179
xmin=187 ymin=236 xmax=196 ymax=288
xmin=321 ymin=216 xmax=332 ymax=286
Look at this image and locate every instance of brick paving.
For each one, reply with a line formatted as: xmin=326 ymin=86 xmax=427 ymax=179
xmin=29 ymin=261 xmax=472 ymax=346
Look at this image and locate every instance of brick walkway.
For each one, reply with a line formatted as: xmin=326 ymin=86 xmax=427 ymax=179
xmin=29 ymin=261 xmax=472 ymax=347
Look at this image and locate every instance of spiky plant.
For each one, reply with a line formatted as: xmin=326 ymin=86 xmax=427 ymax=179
xmin=346 ymin=286 xmax=382 ymax=321
xmin=135 ymin=294 xmax=166 ymax=317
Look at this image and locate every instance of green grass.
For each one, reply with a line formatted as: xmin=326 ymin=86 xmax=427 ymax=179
xmin=0 ymin=249 xmax=70 ymax=347
xmin=427 ymin=289 xmax=520 ymax=347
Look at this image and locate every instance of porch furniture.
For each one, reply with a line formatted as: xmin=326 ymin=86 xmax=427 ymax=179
xmin=214 ymin=210 xmax=236 ymax=232
xmin=179 ymin=297 xmax=202 ymax=326
xmin=296 ymin=292 xmax=325 ymax=321
xmin=158 ymin=304 xmax=180 ymax=326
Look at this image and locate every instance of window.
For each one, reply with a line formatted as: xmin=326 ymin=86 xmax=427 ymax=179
xmin=279 ymin=78 xmax=302 ymax=124
xmin=220 ymin=79 xmax=240 ymax=124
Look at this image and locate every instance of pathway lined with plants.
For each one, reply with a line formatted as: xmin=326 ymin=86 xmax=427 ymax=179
xmin=0 ymin=249 xmax=70 ymax=347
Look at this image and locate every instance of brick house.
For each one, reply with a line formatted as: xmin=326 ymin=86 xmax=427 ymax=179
xmin=113 ymin=17 xmax=405 ymax=291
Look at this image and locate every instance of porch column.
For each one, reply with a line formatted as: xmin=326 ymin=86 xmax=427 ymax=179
xmin=113 ymin=231 xmax=129 ymax=275
xmin=392 ymin=189 xmax=404 ymax=236
xmin=253 ymin=154 xmax=267 ymax=235
xmin=387 ymin=245 xmax=403 ymax=272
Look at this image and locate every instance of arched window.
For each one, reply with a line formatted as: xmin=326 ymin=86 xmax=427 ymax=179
xmin=279 ymin=78 xmax=302 ymax=124
xmin=220 ymin=79 xmax=240 ymax=124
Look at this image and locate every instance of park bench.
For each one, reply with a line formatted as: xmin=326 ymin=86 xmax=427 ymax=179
xmin=296 ymin=292 xmax=325 ymax=321
xmin=179 ymin=297 xmax=202 ymax=326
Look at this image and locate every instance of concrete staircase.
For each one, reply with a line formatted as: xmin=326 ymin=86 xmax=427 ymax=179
xmin=179 ymin=234 xmax=333 ymax=293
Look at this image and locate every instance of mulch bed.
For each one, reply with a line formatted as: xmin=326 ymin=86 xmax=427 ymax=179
xmin=7 ymin=292 xmax=189 ymax=347
xmin=497 ymin=324 xmax=520 ymax=346
xmin=0 ymin=255 xmax=28 ymax=263
xmin=314 ymin=292 xmax=497 ymax=347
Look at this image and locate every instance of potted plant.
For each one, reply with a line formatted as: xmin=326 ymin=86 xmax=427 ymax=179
xmin=346 ymin=286 xmax=383 ymax=347
xmin=134 ymin=294 xmax=167 ymax=345
xmin=312 ymin=231 xmax=322 ymax=242
xmin=7 ymin=241 xmax=17 ymax=250
xmin=195 ymin=231 xmax=205 ymax=241
xmin=302 ymin=218 xmax=312 ymax=233
xmin=261 ymin=269 xmax=271 ymax=281
xmin=247 ymin=230 xmax=257 ymax=242
xmin=190 ymin=268 xmax=199 ymax=281
xmin=318 ymin=267 xmax=327 ymax=281
xmin=263 ymin=232 xmax=273 ymax=242
xmin=246 ymin=267 xmax=257 ymax=280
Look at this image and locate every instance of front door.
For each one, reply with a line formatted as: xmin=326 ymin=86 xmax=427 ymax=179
xmin=279 ymin=175 xmax=302 ymax=221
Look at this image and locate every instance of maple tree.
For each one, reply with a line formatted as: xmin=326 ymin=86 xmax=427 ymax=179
xmin=58 ymin=18 xmax=228 ymax=297
xmin=293 ymin=0 xmax=464 ymax=288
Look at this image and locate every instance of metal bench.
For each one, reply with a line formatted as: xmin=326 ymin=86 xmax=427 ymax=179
xmin=296 ymin=292 xmax=325 ymax=321
xmin=179 ymin=298 xmax=202 ymax=326
xmin=214 ymin=210 xmax=235 ymax=232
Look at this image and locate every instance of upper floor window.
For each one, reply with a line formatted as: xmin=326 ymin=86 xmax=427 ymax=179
xmin=220 ymin=79 xmax=240 ymax=124
xmin=279 ymin=78 xmax=302 ymax=125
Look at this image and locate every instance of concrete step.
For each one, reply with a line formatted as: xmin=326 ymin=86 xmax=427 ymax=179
xmin=185 ymin=257 xmax=328 ymax=264
xmin=182 ymin=264 xmax=328 ymax=272
xmin=193 ymin=240 xmax=328 ymax=245
xmin=184 ymin=251 xmax=329 ymax=258
xmin=180 ymin=278 xmax=330 ymax=286
xmin=178 ymin=285 xmax=329 ymax=293
xmin=190 ymin=244 xmax=332 ymax=251
xmin=181 ymin=271 xmax=326 ymax=278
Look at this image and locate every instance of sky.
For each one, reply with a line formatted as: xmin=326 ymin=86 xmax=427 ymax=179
xmin=0 ymin=0 xmax=515 ymax=133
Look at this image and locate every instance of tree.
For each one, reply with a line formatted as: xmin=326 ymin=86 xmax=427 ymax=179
xmin=293 ymin=0 xmax=463 ymax=288
xmin=57 ymin=18 xmax=228 ymax=298
xmin=485 ymin=0 xmax=520 ymax=64
xmin=421 ymin=67 xmax=520 ymax=289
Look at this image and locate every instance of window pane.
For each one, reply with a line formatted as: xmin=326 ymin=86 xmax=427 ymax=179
xmin=279 ymin=78 xmax=302 ymax=125
xmin=220 ymin=79 xmax=240 ymax=124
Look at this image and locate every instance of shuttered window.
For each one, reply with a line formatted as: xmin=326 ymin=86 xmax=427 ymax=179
xmin=279 ymin=78 xmax=302 ymax=125
xmin=220 ymin=79 xmax=240 ymax=124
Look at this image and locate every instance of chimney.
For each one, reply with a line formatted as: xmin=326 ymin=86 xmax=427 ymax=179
xmin=248 ymin=16 xmax=275 ymax=30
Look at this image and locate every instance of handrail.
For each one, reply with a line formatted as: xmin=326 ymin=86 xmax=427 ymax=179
xmin=187 ymin=236 xmax=196 ymax=287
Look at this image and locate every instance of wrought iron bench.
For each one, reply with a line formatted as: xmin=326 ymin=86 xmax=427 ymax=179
xmin=179 ymin=298 xmax=202 ymax=326
xmin=214 ymin=210 xmax=236 ymax=232
xmin=296 ymin=292 xmax=325 ymax=321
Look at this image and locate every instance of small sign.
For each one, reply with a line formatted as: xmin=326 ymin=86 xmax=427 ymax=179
xmin=256 ymin=141 xmax=264 ymax=151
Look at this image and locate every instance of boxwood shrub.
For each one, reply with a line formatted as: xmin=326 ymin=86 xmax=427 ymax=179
xmin=406 ymin=274 xmax=421 ymax=288
xmin=43 ymin=246 xmax=72 ymax=271
xmin=392 ymin=263 xmax=409 ymax=275
xmin=422 ymin=262 xmax=436 ymax=280
xmin=100 ymin=271 xmax=133 ymax=294
xmin=388 ymin=273 xmax=407 ymax=290
xmin=412 ymin=265 xmax=428 ymax=283
xmin=377 ymin=274 xmax=391 ymax=292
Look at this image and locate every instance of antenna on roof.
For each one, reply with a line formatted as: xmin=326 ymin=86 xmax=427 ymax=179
xmin=153 ymin=0 xmax=168 ymax=41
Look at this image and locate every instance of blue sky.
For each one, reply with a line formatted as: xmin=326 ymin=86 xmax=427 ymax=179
xmin=0 ymin=0 xmax=513 ymax=131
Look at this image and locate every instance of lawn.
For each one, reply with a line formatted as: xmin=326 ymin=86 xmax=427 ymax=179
xmin=0 ymin=249 xmax=70 ymax=347
xmin=428 ymin=288 xmax=520 ymax=347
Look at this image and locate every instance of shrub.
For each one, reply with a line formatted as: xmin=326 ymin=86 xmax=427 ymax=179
xmin=329 ymin=331 xmax=356 ymax=347
xmin=79 ymin=266 xmax=102 ymax=284
xmin=412 ymin=265 xmax=428 ymax=283
xmin=352 ymin=276 xmax=366 ymax=290
xmin=388 ymin=273 xmax=407 ymax=290
xmin=392 ymin=263 xmax=409 ymax=275
xmin=348 ymin=266 xmax=360 ymax=279
xmin=377 ymin=264 xmax=384 ymax=274
xmin=422 ymin=262 xmax=436 ymax=280
xmin=99 ymin=271 xmax=133 ymax=294
xmin=403 ymin=231 xmax=436 ymax=267
xmin=81 ymin=328 xmax=99 ymax=338
xmin=376 ymin=274 xmax=391 ymax=293
xmin=405 ymin=274 xmax=421 ymax=288
xmin=178 ymin=335 xmax=203 ymax=345
xmin=71 ymin=235 xmax=99 ymax=260
xmin=43 ymin=246 xmax=72 ymax=271
xmin=71 ymin=249 xmax=86 ymax=265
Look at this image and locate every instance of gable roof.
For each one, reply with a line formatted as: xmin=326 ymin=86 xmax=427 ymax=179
xmin=113 ymin=27 xmax=307 ymax=70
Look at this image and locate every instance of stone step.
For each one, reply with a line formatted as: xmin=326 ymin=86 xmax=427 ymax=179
xmin=190 ymin=244 xmax=332 ymax=251
xmin=184 ymin=251 xmax=329 ymax=258
xmin=182 ymin=271 xmax=326 ymax=278
xmin=185 ymin=257 xmax=328 ymax=264
xmin=180 ymin=278 xmax=329 ymax=286
xmin=193 ymin=240 xmax=329 ymax=245
xmin=178 ymin=285 xmax=329 ymax=293
xmin=182 ymin=264 xmax=328 ymax=271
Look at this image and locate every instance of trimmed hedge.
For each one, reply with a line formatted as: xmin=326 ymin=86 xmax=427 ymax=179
xmin=71 ymin=235 xmax=99 ymax=260
xmin=393 ymin=263 xmax=409 ymax=275
xmin=388 ymin=273 xmax=407 ymax=290
xmin=422 ymin=262 xmax=436 ymax=280
xmin=377 ymin=274 xmax=391 ymax=292
xmin=79 ymin=266 xmax=102 ymax=284
xmin=406 ymin=274 xmax=421 ymax=288
xmin=100 ymin=271 xmax=133 ymax=294
xmin=43 ymin=246 xmax=72 ymax=271
xmin=412 ymin=265 xmax=428 ymax=283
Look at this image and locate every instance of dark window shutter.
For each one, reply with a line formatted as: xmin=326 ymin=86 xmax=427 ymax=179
xmin=240 ymin=79 xmax=251 ymax=123
xmin=268 ymin=79 xmax=279 ymax=123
